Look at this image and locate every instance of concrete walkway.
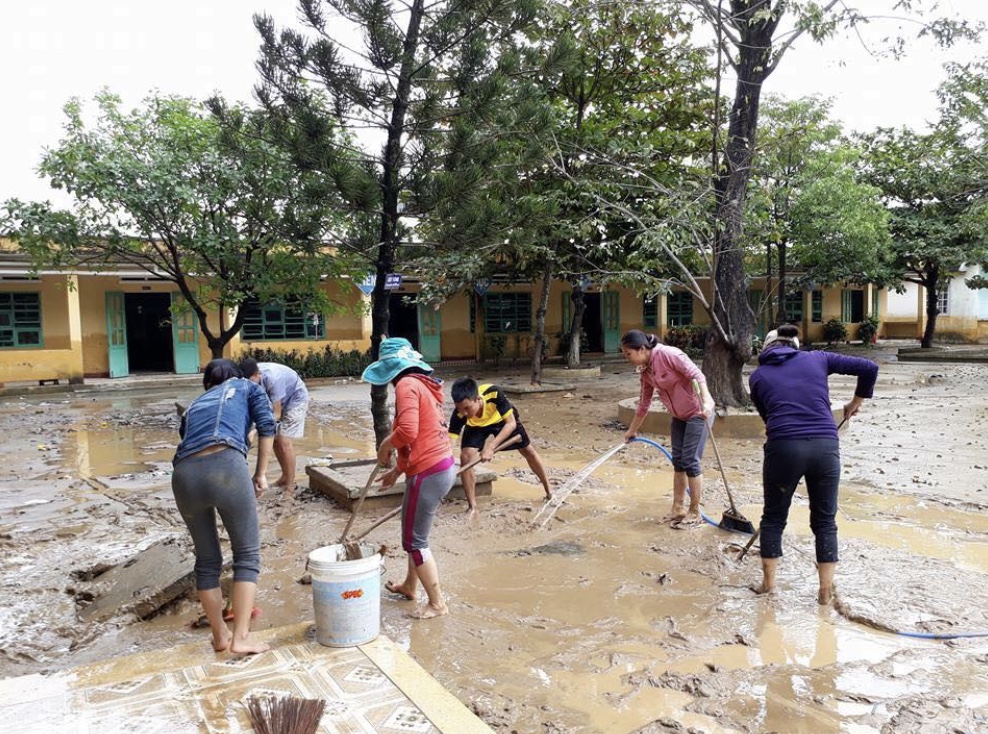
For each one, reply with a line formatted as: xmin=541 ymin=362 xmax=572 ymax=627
xmin=0 ymin=624 xmax=493 ymax=734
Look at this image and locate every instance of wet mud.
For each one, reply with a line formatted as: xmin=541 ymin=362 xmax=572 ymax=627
xmin=1 ymin=353 xmax=988 ymax=733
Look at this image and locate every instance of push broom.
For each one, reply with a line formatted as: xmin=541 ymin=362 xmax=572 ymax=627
xmin=694 ymin=382 xmax=756 ymax=535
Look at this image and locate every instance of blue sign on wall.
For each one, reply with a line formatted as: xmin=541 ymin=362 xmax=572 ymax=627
xmin=385 ymin=273 xmax=403 ymax=290
xmin=474 ymin=278 xmax=491 ymax=296
xmin=357 ymin=275 xmax=375 ymax=295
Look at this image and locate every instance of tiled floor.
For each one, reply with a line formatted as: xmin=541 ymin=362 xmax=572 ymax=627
xmin=0 ymin=624 xmax=492 ymax=734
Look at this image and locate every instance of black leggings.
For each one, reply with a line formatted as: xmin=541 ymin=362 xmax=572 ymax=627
xmin=760 ymin=438 xmax=841 ymax=563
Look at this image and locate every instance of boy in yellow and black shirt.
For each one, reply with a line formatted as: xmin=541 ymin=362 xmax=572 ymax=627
xmin=449 ymin=377 xmax=552 ymax=517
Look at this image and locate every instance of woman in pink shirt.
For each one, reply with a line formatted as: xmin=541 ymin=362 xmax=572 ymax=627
xmin=621 ymin=329 xmax=715 ymax=525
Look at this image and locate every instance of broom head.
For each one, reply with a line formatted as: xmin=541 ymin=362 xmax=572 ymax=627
xmin=246 ymin=693 xmax=325 ymax=734
xmin=718 ymin=508 xmax=756 ymax=535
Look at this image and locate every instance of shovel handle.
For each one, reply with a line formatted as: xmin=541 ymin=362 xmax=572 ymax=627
xmin=455 ymin=433 xmax=522 ymax=476
xmin=353 ymin=506 xmax=402 ymax=541
xmin=338 ymin=463 xmax=384 ymax=545
xmin=693 ymin=381 xmax=742 ymax=515
xmin=737 ymin=527 xmax=760 ymax=562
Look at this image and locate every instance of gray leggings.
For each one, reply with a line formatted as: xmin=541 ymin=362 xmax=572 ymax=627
xmin=172 ymin=447 xmax=260 ymax=589
xmin=401 ymin=457 xmax=455 ymax=567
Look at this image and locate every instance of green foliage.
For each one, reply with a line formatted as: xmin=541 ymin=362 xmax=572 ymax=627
xmin=745 ymin=95 xmax=892 ymax=303
xmin=1 ymin=91 xmax=362 ymax=356
xmin=859 ymin=59 xmax=988 ymax=346
xmin=664 ymin=325 xmax=708 ymax=358
xmin=822 ymin=318 xmax=848 ymax=345
xmin=239 ymin=345 xmax=372 ymax=379
xmin=857 ymin=315 xmax=880 ymax=345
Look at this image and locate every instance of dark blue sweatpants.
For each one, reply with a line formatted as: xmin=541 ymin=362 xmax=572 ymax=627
xmin=760 ymin=438 xmax=841 ymax=563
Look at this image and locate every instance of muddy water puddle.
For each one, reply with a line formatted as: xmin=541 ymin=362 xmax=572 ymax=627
xmin=2 ymin=380 xmax=988 ymax=732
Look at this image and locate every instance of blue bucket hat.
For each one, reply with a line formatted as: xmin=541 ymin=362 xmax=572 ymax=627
xmin=361 ymin=337 xmax=434 ymax=385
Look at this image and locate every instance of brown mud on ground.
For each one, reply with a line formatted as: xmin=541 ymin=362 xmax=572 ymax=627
xmin=2 ymin=351 xmax=988 ymax=733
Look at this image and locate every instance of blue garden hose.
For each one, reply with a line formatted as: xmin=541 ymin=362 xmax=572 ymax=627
xmin=629 ymin=436 xmax=733 ymax=532
xmin=629 ymin=435 xmax=988 ymax=640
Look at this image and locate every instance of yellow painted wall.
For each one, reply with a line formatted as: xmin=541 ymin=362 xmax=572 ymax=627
xmin=0 ymin=275 xmax=84 ymax=384
xmin=233 ymin=280 xmax=370 ymax=358
xmin=440 ymin=290 xmax=476 ymax=359
xmin=0 ymin=265 xmax=905 ymax=385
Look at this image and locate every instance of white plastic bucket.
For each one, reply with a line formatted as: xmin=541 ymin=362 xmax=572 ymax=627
xmin=308 ymin=544 xmax=381 ymax=647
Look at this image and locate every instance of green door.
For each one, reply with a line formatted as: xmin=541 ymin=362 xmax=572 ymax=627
xmin=418 ymin=303 xmax=441 ymax=363
xmin=602 ymin=291 xmax=620 ymax=352
xmin=106 ymin=292 xmax=129 ymax=378
xmin=171 ymin=293 xmax=200 ymax=374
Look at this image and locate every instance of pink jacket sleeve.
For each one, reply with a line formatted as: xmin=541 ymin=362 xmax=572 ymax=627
xmin=635 ymin=345 xmax=706 ymax=419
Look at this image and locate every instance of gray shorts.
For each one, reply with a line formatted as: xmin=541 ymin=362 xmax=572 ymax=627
xmin=278 ymin=398 xmax=309 ymax=438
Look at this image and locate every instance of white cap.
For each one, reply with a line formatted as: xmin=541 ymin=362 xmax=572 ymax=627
xmin=763 ymin=329 xmax=799 ymax=349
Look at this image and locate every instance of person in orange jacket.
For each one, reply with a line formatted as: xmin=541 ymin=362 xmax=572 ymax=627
xmin=361 ymin=337 xmax=455 ymax=619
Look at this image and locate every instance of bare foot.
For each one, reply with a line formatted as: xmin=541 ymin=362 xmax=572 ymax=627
xmin=543 ymin=479 xmax=559 ymax=501
xmin=818 ymin=584 xmax=835 ymax=605
xmin=408 ymin=602 xmax=448 ymax=619
xmin=212 ymin=632 xmax=232 ymax=652
xmin=464 ymin=506 xmax=479 ymax=523
xmin=272 ymin=476 xmax=288 ymax=488
xmin=229 ymin=638 xmax=271 ymax=655
xmin=661 ymin=506 xmax=687 ymax=524
xmin=671 ymin=516 xmax=703 ymax=530
xmin=385 ymin=580 xmax=415 ymax=600
xmin=750 ymin=582 xmax=775 ymax=596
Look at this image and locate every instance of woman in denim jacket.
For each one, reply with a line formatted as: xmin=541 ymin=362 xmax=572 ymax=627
xmin=173 ymin=358 xmax=276 ymax=654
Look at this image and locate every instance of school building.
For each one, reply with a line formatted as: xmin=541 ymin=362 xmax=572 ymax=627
xmin=0 ymin=243 xmax=895 ymax=385
xmin=884 ymin=264 xmax=988 ymax=343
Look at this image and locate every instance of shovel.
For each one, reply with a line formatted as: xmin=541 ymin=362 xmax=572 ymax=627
xmin=457 ymin=433 xmax=522 ymax=476
xmin=694 ymin=382 xmax=756 ymax=535
xmin=338 ymin=463 xmax=385 ymax=559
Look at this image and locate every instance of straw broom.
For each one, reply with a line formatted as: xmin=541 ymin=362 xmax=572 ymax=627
xmin=245 ymin=694 xmax=325 ymax=734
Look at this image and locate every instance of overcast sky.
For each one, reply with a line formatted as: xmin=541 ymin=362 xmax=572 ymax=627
xmin=2 ymin=0 xmax=986 ymax=206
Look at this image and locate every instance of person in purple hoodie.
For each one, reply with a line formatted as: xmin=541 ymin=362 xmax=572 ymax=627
xmin=748 ymin=324 xmax=879 ymax=605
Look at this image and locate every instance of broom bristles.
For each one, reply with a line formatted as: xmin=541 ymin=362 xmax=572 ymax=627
xmin=246 ymin=694 xmax=325 ymax=734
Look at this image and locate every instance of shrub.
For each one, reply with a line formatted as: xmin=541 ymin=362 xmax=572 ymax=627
xmin=664 ymin=325 xmax=708 ymax=358
xmin=822 ymin=318 xmax=848 ymax=345
xmin=239 ymin=344 xmax=373 ymax=379
xmin=857 ymin=315 xmax=879 ymax=345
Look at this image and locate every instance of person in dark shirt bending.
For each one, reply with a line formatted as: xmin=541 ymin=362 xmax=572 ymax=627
xmin=748 ymin=324 xmax=879 ymax=605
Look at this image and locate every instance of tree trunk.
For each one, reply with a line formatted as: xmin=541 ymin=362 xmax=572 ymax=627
xmin=704 ymin=1 xmax=778 ymax=408
xmin=566 ymin=286 xmax=587 ymax=368
xmin=776 ymin=241 xmax=789 ymax=325
xmin=921 ymin=266 xmax=940 ymax=348
xmin=529 ymin=262 xmax=552 ymax=385
xmin=370 ymin=0 xmax=426 ymax=448
xmin=765 ymin=241 xmax=774 ymax=325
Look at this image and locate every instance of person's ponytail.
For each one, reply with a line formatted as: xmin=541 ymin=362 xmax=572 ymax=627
xmin=621 ymin=329 xmax=658 ymax=351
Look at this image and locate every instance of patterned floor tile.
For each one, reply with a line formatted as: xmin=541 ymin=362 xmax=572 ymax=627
xmin=0 ymin=629 xmax=483 ymax=734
